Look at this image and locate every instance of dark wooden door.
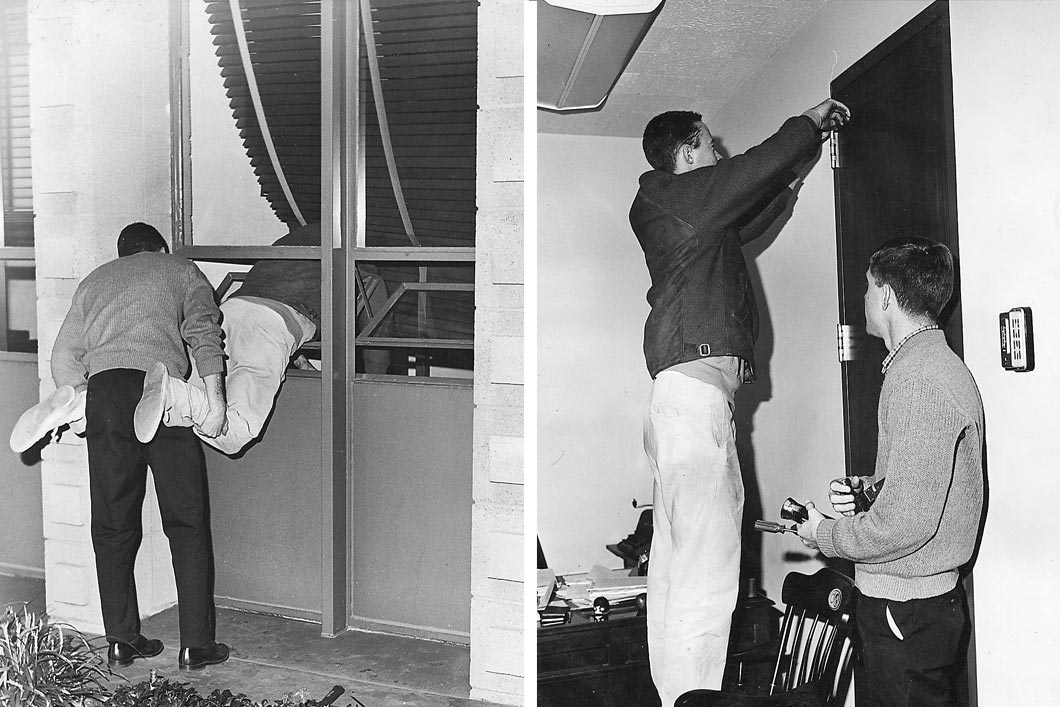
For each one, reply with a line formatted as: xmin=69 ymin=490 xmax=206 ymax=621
xmin=832 ymin=0 xmax=961 ymax=478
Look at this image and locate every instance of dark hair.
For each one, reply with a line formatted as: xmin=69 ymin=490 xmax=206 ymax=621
xmin=642 ymin=111 xmax=703 ymax=172
xmin=868 ymin=237 xmax=954 ymax=320
xmin=117 ymin=222 xmax=169 ymax=257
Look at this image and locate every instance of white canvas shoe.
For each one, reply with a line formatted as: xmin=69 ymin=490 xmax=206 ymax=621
xmin=134 ymin=363 xmax=169 ymax=443
xmin=9 ymin=385 xmax=80 ymax=453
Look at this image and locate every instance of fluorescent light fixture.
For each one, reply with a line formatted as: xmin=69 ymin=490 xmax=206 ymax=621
xmin=538 ymin=0 xmax=663 ymax=112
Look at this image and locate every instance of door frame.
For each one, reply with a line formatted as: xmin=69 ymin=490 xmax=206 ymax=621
xmin=831 ymin=3 xmax=976 ymax=705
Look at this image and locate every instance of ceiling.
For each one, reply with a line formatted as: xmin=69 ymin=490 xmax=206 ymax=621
xmin=537 ymin=0 xmax=829 ymax=138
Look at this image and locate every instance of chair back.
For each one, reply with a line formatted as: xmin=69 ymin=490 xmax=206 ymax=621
xmin=769 ymin=568 xmax=855 ymax=707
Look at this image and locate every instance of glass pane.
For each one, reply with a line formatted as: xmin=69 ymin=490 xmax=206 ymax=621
xmin=359 ymin=0 xmax=478 ymax=251
xmin=187 ymin=0 xmax=320 ymax=245
xmin=1 ymin=0 xmax=34 ymax=247
xmin=357 ymin=0 xmax=478 ymax=377
xmin=3 ymin=260 xmax=35 ymax=353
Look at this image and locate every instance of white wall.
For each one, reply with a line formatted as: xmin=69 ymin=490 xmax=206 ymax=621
xmin=470 ymin=0 xmax=526 ymax=701
xmin=537 ymin=133 xmax=653 ymax=573
xmin=949 ymin=2 xmax=1060 ymax=702
xmin=30 ymin=0 xmax=179 ymax=633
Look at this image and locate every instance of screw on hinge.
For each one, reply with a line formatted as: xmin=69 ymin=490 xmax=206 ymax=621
xmin=837 ymin=324 xmax=864 ymax=362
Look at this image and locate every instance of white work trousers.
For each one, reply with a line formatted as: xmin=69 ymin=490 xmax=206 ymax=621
xmin=643 ymin=370 xmax=744 ymax=707
xmin=171 ymin=297 xmax=316 ymax=455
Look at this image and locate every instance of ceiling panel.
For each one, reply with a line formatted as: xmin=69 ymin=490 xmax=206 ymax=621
xmin=538 ymin=0 xmax=828 ymax=137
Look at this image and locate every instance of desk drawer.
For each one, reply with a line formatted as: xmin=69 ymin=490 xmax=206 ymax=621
xmin=539 ymin=664 xmax=658 ymax=707
xmin=539 ymin=619 xmax=648 ymax=673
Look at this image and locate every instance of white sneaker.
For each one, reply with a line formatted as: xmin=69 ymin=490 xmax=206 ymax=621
xmin=134 ymin=363 xmax=169 ymax=443
xmin=9 ymin=386 xmax=80 ymax=453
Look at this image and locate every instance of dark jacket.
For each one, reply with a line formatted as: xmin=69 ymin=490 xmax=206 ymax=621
xmin=236 ymin=223 xmax=321 ymax=328
xmin=628 ymin=115 xmax=819 ymax=380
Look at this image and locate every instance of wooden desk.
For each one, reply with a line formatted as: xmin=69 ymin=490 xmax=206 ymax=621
xmin=537 ymin=592 xmax=779 ymax=707
xmin=538 ymin=606 xmax=658 ymax=707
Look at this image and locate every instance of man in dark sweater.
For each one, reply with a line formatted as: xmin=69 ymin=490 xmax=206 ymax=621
xmin=36 ymin=223 xmax=230 ymax=670
xmin=798 ymin=238 xmax=984 ymax=707
xmin=630 ymin=97 xmax=849 ymax=705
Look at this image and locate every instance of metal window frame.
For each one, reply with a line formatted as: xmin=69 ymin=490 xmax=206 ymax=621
xmin=0 ymin=3 xmax=36 ymax=362
xmin=169 ymin=0 xmax=475 ymax=636
xmin=0 ymin=246 xmax=36 ymax=361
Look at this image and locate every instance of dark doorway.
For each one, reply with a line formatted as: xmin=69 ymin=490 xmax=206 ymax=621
xmin=832 ymin=0 xmax=961 ymax=478
xmin=831 ymin=2 xmax=975 ymax=704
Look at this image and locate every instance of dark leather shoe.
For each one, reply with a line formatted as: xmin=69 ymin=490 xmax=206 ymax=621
xmin=178 ymin=641 xmax=230 ymax=671
xmin=107 ymin=634 xmax=164 ymax=667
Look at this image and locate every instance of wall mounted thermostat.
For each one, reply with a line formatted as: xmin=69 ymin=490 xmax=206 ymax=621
xmin=999 ymin=307 xmax=1034 ymax=372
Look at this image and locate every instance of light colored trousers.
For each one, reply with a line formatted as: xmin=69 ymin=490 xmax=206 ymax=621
xmin=172 ymin=297 xmax=315 ymax=455
xmin=643 ymin=370 xmax=744 ymax=707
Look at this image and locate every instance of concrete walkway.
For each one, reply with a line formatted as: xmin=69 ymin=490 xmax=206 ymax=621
xmin=1 ymin=575 xmax=513 ymax=707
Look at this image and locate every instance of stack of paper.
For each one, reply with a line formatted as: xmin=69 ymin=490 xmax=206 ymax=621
xmin=554 ymin=564 xmax=647 ymax=609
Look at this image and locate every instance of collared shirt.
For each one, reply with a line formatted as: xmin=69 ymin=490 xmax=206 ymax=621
xmin=881 ymin=324 xmax=939 ymax=375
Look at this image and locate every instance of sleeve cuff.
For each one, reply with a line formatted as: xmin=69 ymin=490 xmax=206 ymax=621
xmin=798 ymin=112 xmax=822 ymax=131
xmin=816 ymin=518 xmax=839 ymax=558
xmin=194 ymin=353 xmax=225 ymax=379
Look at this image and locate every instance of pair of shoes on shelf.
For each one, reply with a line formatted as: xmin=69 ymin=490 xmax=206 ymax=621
xmin=107 ymin=634 xmax=165 ymax=667
xmin=179 ymin=641 xmax=230 ymax=671
xmin=9 ymin=385 xmax=82 ymax=453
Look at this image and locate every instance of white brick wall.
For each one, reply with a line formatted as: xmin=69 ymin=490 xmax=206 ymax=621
xmin=29 ymin=0 xmax=176 ymax=635
xmin=471 ymin=0 xmax=525 ymax=703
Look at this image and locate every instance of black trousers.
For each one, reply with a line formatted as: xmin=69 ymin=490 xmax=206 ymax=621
xmin=86 ymin=369 xmax=215 ymax=649
xmin=854 ymin=587 xmax=966 ymax=707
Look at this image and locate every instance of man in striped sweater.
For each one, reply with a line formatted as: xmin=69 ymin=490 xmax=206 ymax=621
xmin=797 ymin=237 xmax=984 ymax=707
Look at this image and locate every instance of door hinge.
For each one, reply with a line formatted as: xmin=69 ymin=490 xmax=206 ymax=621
xmin=830 ymin=130 xmax=840 ymax=169
xmin=837 ymin=324 xmax=863 ymax=362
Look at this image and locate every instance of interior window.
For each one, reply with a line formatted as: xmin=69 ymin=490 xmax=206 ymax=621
xmin=0 ymin=0 xmax=37 ymax=354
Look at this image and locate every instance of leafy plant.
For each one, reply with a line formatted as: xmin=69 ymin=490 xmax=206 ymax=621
xmin=0 ymin=602 xmax=114 ymax=706
xmin=108 ymin=678 xmax=350 ymax=707
xmin=1 ymin=603 xmax=359 ymax=707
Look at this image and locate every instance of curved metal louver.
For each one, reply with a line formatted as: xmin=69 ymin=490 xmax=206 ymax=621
xmin=205 ymin=0 xmax=322 ymax=228
xmin=360 ymin=0 xmax=478 ymax=250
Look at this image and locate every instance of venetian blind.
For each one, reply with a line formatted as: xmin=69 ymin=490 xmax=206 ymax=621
xmin=0 ymin=0 xmax=33 ymax=246
xmin=205 ymin=0 xmax=322 ymax=226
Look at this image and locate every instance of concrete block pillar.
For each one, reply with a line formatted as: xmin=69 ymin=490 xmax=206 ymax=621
xmin=471 ymin=0 xmax=525 ymax=703
xmin=28 ymin=0 xmax=176 ymax=635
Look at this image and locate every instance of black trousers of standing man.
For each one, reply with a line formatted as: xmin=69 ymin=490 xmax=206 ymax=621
xmin=854 ymin=587 xmax=967 ymax=707
xmin=86 ymin=368 xmax=215 ymax=650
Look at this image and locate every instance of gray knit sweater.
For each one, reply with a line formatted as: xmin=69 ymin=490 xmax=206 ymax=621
xmin=51 ymin=252 xmax=224 ymax=388
xmin=815 ymin=330 xmax=984 ymax=601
